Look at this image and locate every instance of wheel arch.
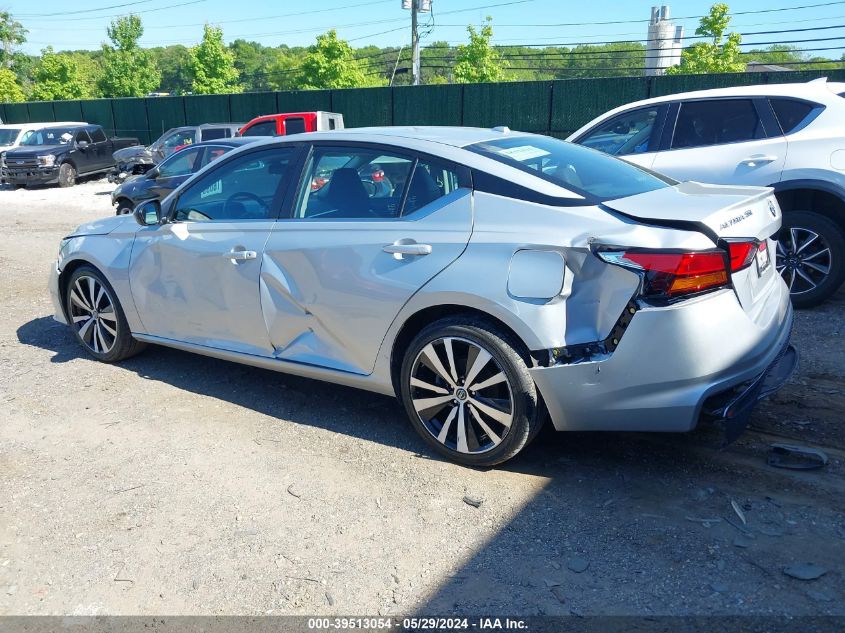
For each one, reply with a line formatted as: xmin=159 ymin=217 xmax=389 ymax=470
xmin=388 ymin=303 xmax=535 ymax=396
xmin=57 ymin=257 xmax=115 ymax=322
xmin=771 ymin=179 xmax=845 ymax=232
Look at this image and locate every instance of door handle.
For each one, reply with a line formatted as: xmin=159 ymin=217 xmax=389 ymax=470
xmin=225 ymin=249 xmax=257 ymax=261
xmin=383 ymin=242 xmax=432 ymax=257
xmin=740 ymin=155 xmax=777 ymax=167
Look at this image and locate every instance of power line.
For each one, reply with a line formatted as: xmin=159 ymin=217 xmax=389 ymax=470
xmin=17 ymin=0 xmax=207 ymax=23
xmin=15 ymin=0 xmax=155 ymax=17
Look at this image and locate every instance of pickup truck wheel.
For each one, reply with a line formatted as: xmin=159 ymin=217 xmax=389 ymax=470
xmin=777 ymin=211 xmax=845 ymax=308
xmin=116 ymin=200 xmax=134 ymax=216
xmin=58 ymin=163 xmax=77 ymax=188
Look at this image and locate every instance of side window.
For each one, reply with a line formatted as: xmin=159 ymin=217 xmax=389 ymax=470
xmin=578 ymin=107 xmax=660 ymax=156
xmin=770 ymin=99 xmax=816 ymax=134
xmin=242 ymin=121 xmax=277 ymax=137
xmin=294 ymin=147 xmax=413 ymax=219
xmin=404 ymin=159 xmax=461 ymax=214
xmin=198 ymin=146 xmax=230 ymax=169
xmin=284 ymin=118 xmax=306 ymax=135
xmin=672 ymin=99 xmax=764 ymax=149
xmin=90 ymin=128 xmax=107 ymax=143
xmin=163 ymin=130 xmax=195 ymax=148
xmin=201 ymin=128 xmax=226 ymax=141
xmin=158 ymin=147 xmax=202 ymax=178
xmin=76 ymin=130 xmax=92 ymax=144
xmin=172 ymin=147 xmax=296 ymax=222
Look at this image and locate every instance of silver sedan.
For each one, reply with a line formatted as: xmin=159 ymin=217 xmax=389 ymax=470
xmin=49 ymin=127 xmax=797 ymax=466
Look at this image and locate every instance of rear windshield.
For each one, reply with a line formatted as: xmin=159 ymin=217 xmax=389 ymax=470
xmin=0 ymin=129 xmax=20 ymax=145
xmin=468 ymin=135 xmax=670 ymax=201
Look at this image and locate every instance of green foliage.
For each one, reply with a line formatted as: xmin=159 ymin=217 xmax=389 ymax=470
xmin=0 ymin=11 xmax=26 ymax=69
xmin=667 ymin=3 xmax=744 ymax=75
xmin=0 ymin=67 xmax=24 ymax=101
xmin=297 ymin=30 xmax=382 ymax=89
xmin=453 ymin=18 xmax=507 ymax=83
xmin=29 ymin=47 xmax=91 ymax=100
xmin=99 ymin=15 xmax=161 ymax=97
xmin=189 ymin=24 xmax=242 ymax=95
xmin=150 ymin=45 xmax=192 ymax=95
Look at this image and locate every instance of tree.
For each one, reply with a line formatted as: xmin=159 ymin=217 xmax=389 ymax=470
xmin=297 ymin=30 xmax=381 ymax=89
xmin=189 ymin=24 xmax=242 ymax=94
xmin=29 ymin=47 xmax=91 ymax=100
xmin=99 ymin=15 xmax=161 ymax=97
xmin=150 ymin=45 xmax=192 ymax=94
xmin=667 ymin=3 xmax=744 ymax=75
xmin=453 ymin=18 xmax=507 ymax=83
xmin=266 ymin=52 xmax=302 ymax=91
xmin=0 ymin=12 xmax=26 ymax=69
xmin=0 ymin=67 xmax=24 ymax=101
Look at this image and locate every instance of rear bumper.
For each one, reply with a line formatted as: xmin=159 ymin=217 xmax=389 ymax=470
xmin=529 ymin=280 xmax=794 ymax=433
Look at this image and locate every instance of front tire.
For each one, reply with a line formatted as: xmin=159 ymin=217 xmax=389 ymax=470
xmin=64 ymin=265 xmax=146 ymax=362
xmin=58 ymin=163 xmax=77 ymax=188
xmin=116 ymin=200 xmax=134 ymax=216
xmin=777 ymin=211 xmax=845 ymax=308
xmin=400 ymin=317 xmax=540 ymax=467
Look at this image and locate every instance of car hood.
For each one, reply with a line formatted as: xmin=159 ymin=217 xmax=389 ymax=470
xmin=66 ymin=215 xmax=135 ymax=238
xmin=113 ymin=144 xmax=156 ymax=163
xmin=6 ymin=144 xmax=67 ymax=157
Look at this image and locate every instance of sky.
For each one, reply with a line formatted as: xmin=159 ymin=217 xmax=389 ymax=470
xmin=4 ymin=0 xmax=845 ymax=57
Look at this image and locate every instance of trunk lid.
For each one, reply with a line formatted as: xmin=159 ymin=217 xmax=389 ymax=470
xmin=603 ymin=181 xmax=783 ymax=316
xmin=603 ymin=181 xmax=781 ymax=242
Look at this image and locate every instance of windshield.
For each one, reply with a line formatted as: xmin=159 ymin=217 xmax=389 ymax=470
xmin=0 ymin=129 xmax=21 ymax=146
xmin=20 ymin=127 xmax=77 ymax=146
xmin=468 ymin=135 xmax=671 ymax=201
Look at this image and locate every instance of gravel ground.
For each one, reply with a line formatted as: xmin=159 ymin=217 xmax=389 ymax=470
xmin=0 ymin=179 xmax=843 ymax=616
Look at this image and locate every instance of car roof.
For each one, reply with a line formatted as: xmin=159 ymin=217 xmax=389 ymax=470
xmin=295 ymin=126 xmax=517 ymax=148
xmin=192 ymin=137 xmax=255 ymax=148
xmin=0 ymin=121 xmax=86 ymax=130
xmin=597 ymin=79 xmax=845 ymax=116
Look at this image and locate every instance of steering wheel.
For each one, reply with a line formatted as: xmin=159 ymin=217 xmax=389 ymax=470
xmin=223 ymin=191 xmax=268 ymax=219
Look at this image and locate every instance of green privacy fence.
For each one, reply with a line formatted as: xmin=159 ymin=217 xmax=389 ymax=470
xmin=3 ymin=69 xmax=845 ymax=144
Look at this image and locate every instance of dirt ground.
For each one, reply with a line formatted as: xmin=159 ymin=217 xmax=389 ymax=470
xmin=0 ymin=179 xmax=843 ymax=617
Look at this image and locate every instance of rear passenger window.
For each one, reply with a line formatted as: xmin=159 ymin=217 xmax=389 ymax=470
xmin=770 ymin=99 xmax=815 ymax=134
xmin=672 ymin=99 xmax=764 ymax=149
xmin=202 ymin=128 xmax=226 ymax=140
xmin=90 ymin=128 xmax=107 ymax=143
xmin=284 ymin=118 xmax=306 ymax=135
xmin=404 ymin=160 xmax=461 ymax=214
xmin=295 ymin=147 xmax=414 ymax=219
xmin=242 ymin=121 xmax=276 ymax=137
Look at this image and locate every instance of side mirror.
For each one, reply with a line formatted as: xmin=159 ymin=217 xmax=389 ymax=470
xmin=77 ymin=140 xmax=89 ymax=149
xmin=147 ymin=167 xmax=159 ymax=179
xmin=134 ymin=199 xmax=162 ymax=227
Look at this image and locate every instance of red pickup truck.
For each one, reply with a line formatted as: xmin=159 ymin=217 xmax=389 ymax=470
xmin=238 ymin=111 xmax=344 ymax=137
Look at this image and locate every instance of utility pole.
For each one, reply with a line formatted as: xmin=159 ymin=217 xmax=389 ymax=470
xmin=403 ymin=0 xmax=431 ymax=85
xmin=411 ymin=0 xmax=420 ymax=85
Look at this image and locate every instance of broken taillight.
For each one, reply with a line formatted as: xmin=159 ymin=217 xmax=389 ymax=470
xmin=726 ymin=239 xmax=760 ymax=272
xmin=598 ymin=249 xmax=729 ymax=300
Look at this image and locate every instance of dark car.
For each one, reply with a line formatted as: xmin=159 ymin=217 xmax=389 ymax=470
xmin=110 ymin=138 xmax=255 ymax=215
xmin=3 ymin=124 xmax=139 ymax=188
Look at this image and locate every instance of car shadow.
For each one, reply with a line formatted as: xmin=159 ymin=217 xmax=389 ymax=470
xmin=16 ymin=316 xmax=842 ymax=616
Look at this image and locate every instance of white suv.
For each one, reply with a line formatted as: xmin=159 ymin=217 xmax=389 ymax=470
xmin=569 ymin=78 xmax=845 ymax=307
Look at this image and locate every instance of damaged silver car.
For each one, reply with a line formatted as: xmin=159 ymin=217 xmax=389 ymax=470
xmin=49 ymin=127 xmax=797 ymax=466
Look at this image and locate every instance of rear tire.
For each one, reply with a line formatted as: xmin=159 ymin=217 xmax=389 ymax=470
xmin=399 ymin=316 xmax=540 ymax=467
xmin=64 ymin=265 xmax=146 ymax=362
xmin=777 ymin=211 xmax=845 ymax=308
xmin=58 ymin=163 xmax=77 ymax=188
